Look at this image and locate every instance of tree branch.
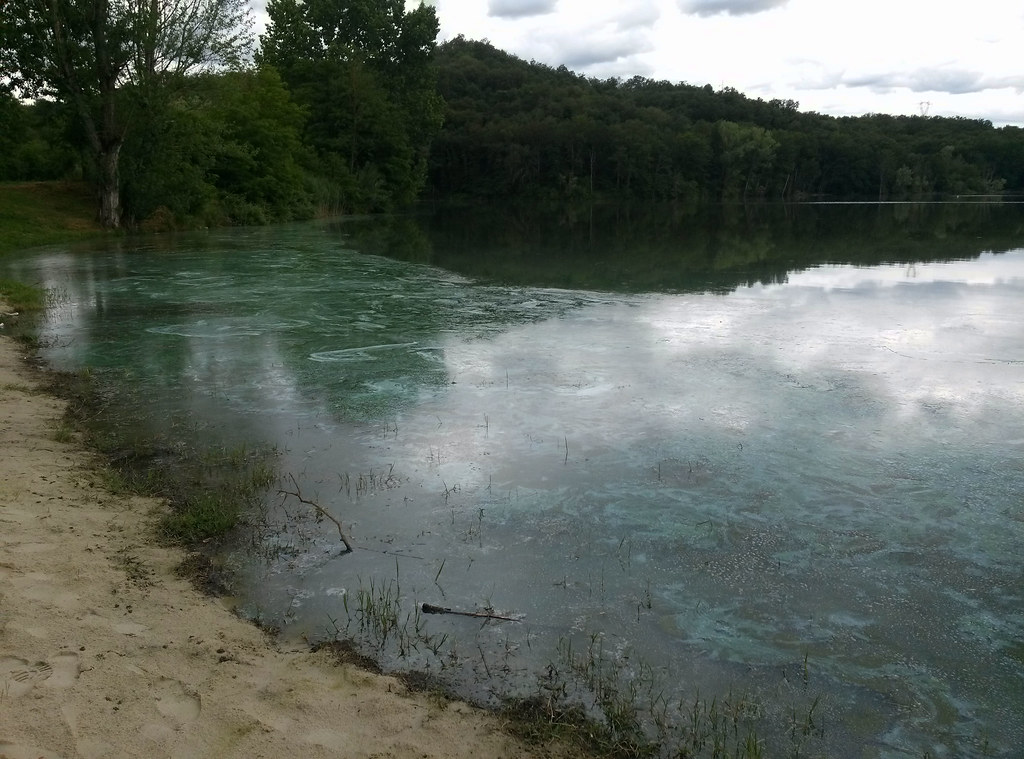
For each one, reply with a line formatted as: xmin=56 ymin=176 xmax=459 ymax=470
xmin=279 ymin=473 xmax=353 ymax=552
xmin=420 ymin=603 xmax=518 ymax=622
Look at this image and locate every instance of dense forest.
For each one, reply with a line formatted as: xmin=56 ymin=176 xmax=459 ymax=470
xmin=428 ymin=37 xmax=1024 ymax=204
xmin=3 ymin=3 xmax=1024 ymax=229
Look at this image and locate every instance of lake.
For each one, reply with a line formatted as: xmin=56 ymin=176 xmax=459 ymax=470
xmin=6 ymin=202 xmax=1024 ymax=757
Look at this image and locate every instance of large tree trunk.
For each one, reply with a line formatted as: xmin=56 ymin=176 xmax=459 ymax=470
xmin=96 ymin=142 xmax=122 ymax=229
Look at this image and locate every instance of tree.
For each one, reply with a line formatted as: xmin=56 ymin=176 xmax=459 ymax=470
xmin=0 ymin=0 xmax=253 ymax=228
xmin=424 ymin=38 xmax=1024 ymax=204
xmin=118 ymin=67 xmax=313 ymax=226
xmin=259 ymin=0 xmax=443 ymax=212
xmin=0 ymin=96 xmax=81 ymax=181
xmin=0 ymin=93 xmax=31 ymax=180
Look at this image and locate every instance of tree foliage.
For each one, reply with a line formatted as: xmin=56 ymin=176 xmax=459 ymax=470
xmin=259 ymin=0 xmax=443 ymax=212
xmin=0 ymin=0 xmax=254 ymax=227
xmin=0 ymin=95 xmax=81 ymax=181
xmin=118 ymin=67 xmax=313 ymax=227
xmin=5 ymin=21 xmax=1024 ymax=230
xmin=428 ymin=37 xmax=1023 ymax=204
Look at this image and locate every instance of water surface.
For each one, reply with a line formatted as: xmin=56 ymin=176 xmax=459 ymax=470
xmin=6 ymin=203 xmax=1024 ymax=757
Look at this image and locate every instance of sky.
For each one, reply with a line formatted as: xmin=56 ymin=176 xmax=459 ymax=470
xmin=412 ymin=0 xmax=1024 ymax=127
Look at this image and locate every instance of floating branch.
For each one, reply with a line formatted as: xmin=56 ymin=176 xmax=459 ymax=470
xmin=421 ymin=602 xmax=518 ymax=621
xmin=280 ymin=473 xmax=353 ymax=552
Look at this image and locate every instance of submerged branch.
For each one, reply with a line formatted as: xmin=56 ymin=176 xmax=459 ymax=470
xmin=421 ymin=603 xmax=518 ymax=621
xmin=280 ymin=473 xmax=353 ymax=552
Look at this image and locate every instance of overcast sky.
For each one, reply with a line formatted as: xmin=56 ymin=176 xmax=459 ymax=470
xmin=418 ymin=0 xmax=1024 ymax=126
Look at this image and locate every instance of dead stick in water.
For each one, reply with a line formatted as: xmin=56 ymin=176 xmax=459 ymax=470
xmin=421 ymin=603 xmax=518 ymax=621
xmin=280 ymin=473 xmax=354 ymax=552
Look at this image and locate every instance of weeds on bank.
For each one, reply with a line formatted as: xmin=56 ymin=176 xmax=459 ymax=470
xmin=519 ymin=634 xmax=765 ymax=759
xmin=1 ymin=380 xmax=34 ymax=394
xmin=339 ymin=567 xmax=450 ymax=660
xmin=337 ymin=464 xmax=403 ymax=497
xmin=0 ymin=279 xmax=44 ymax=313
xmin=353 ymin=576 xmax=403 ymax=648
xmin=45 ymin=364 xmax=278 ymax=544
xmin=1 ymin=182 xmax=105 ymax=311
xmin=327 ymin=567 xmax=822 ymax=759
xmin=496 ymin=631 xmax=829 ymax=759
xmin=152 ymin=443 xmax=277 ymax=543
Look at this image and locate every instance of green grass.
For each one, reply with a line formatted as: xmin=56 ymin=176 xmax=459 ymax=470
xmin=0 ymin=278 xmax=46 ymax=312
xmin=0 ymin=181 xmax=102 ymax=254
xmin=157 ymin=447 xmax=278 ymax=544
xmin=0 ymin=181 xmax=105 ymax=311
xmin=44 ymin=365 xmax=279 ymax=545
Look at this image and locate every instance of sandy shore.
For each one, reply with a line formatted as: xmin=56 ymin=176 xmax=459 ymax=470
xmin=0 ymin=326 xmax=542 ymax=759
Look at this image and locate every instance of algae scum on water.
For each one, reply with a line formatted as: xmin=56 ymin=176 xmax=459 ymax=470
xmin=7 ymin=204 xmax=1024 ymax=758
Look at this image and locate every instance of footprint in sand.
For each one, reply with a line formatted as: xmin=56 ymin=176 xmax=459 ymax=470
xmin=154 ymin=677 xmax=202 ymax=724
xmin=0 ymin=742 xmax=67 ymax=759
xmin=10 ymin=573 xmax=82 ymax=611
xmin=0 ymin=656 xmax=53 ymax=698
xmin=0 ymin=652 xmax=79 ymax=698
xmin=48 ymin=652 xmax=81 ymax=688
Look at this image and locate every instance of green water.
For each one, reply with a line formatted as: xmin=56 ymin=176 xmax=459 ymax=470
xmin=6 ymin=202 xmax=1024 ymax=757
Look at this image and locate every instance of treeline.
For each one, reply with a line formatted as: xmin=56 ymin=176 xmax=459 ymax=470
xmin=0 ymin=0 xmax=441 ymax=229
xmin=1 ymin=68 xmax=319 ymax=228
xmin=428 ymin=37 xmax=1024 ymax=203
xmin=5 ymin=10 xmax=1024 ymax=229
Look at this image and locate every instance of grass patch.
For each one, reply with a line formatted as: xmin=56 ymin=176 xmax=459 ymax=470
xmin=159 ymin=457 xmax=276 ymax=544
xmin=493 ymin=632 xmax=829 ymax=759
xmin=0 ymin=279 xmax=45 ymax=313
xmin=0 ymin=380 xmax=35 ymax=393
xmin=0 ymin=181 xmax=103 ymax=256
xmin=0 ymin=181 xmax=106 ymax=312
xmin=502 ymin=696 xmax=656 ymax=759
xmin=53 ymin=421 xmax=77 ymax=443
xmin=43 ymin=363 xmax=278 ymax=546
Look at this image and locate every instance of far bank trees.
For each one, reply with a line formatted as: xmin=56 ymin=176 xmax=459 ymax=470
xmin=428 ymin=38 xmax=1021 ymax=204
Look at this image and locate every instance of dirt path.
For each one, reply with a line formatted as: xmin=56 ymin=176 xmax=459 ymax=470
xmin=0 ymin=324 xmax=542 ymax=759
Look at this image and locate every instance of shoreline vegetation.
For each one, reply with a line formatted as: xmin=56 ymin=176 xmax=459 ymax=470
xmin=0 ymin=182 xmax=105 ymax=311
xmin=5 ymin=22 xmax=1024 ymax=233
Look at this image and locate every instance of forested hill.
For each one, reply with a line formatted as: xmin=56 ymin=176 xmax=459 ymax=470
xmin=427 ymin=37 xmax=1024 ymax=204
xmin=6 ymin=9 xmax=1024 ymax=231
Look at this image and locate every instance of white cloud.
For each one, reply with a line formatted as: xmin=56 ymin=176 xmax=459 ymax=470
xmin=553 ymin=32 xmax=653 ymax=69
xmin=841 ymin=69 xmax=1024 ymax=97
xmin=519 ymin=14 xmax=655 ymax=71
xmin=614 ymin=2 xmax=661 ymax=30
